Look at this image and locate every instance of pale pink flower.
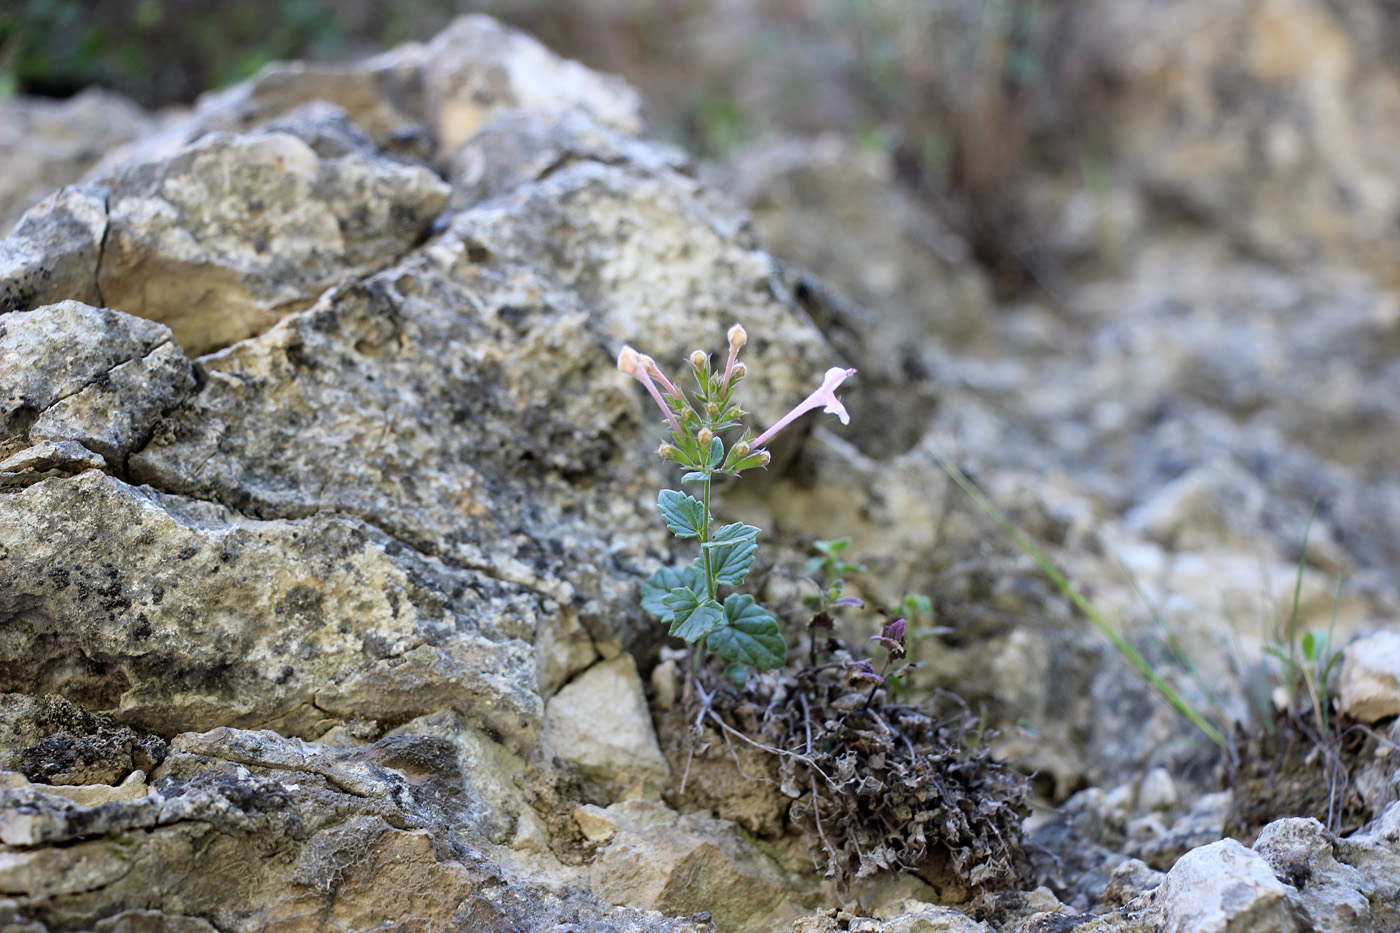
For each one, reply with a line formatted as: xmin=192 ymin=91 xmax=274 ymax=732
xmin=618 ymin=345 xmax=682 ymax=436
xmin=642 ymin=354 xmax=684 ymax=402
xmin=751 ymin=367 xmax=857 ymax=449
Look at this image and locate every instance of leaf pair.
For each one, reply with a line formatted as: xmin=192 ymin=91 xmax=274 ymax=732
xmin=640 ymin=565 xmax=785 ymax=669
xmin=658 ymin=490 xmax=759 ymax=586
xmin=661 ymin=585 xmax=784 ymax=669
xmin=648 ymin=488 xmax=784 ymax=669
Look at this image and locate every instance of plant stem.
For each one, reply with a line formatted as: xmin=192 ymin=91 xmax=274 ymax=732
xmin=694 ymin=469 xmax=716 ymax=671
xmin=701 ymin=471 xmax=717 ymax=601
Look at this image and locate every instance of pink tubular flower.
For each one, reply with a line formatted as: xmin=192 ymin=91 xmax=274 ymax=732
xmin=642 ymin=354 xmax=684 ymax=402
xmin=618 ymin=345 xmax=682 ymax=436
xmin=751 ymin=367 xmax=857 ymax=449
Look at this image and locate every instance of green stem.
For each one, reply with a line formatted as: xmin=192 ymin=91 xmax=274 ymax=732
xmin=692 ymin=470 xmax=716 ymax=672
xmin=701 ymin=471 xmax=717 ymax=601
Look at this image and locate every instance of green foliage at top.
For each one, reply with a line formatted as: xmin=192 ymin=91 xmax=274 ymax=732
xmin=1 ymin=0 xmax=344 ymax=103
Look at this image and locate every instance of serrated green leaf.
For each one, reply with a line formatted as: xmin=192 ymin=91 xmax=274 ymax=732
xmin=704 ymin=522 xmax=759 ymax=586
xmin=658 ymin=489 xmax=708 ymax=538
xmin=640 ymin=565 xmax=705 ymax=621
xmin=663 ymin=586 xmax=724 ymax=641
xmin=706 ymin=594 xmax=785 ymax=670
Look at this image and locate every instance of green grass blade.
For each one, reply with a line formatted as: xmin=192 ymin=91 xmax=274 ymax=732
xmin=929 ymin=447 xmax=1230 ymax=753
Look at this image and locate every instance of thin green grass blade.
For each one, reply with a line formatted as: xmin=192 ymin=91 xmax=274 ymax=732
xmin=929 ymin=447 xmax=1230 ymax=753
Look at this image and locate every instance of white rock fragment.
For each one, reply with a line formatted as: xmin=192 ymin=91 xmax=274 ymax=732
xmin=1137 ymin=767 xmax=1180 ymax=812
xmin=1155 ymin=838 xmax=1298 ymax=933
xmin=542 ymin=655 xmax=670 ymax=797
xmin=1253 ymin=817 xmax=1373 ymax=933
xmin=574 ymin=804 xmax=619 ymax=843
xmin=1339 ymin=631 xmax=1400 ymax=723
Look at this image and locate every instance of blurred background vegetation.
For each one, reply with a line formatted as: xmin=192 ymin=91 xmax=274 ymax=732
xmin=1 ymin=0 xmax=1087 ymax=294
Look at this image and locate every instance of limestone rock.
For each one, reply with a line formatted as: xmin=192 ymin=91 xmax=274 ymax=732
xmin=0 ymin=727 xmax=716 ymax=933
xmin=450 ymin=106 xmax=689 ymax=209
xmin=1129 ymin=790 xmax=1232 ymax=871
xmin=793 ymin=904 xmax=992 ymax=933
xmin=0 ymin=186 xmax=108 ymax=314
xmin=542 ymin=655 xmax=669 ymax=797
xmin=1 ymin=301 xmax=175 ymax=450
xmin=1150 ymin=838 xmax=1298 ymax=933
xmin=715 ymin=136 xmax=989 ymax=457
xmin=86 ymin=50 xmax=433 ymax=175
xmin=1253 ymin=818 xmax=1373 ymax=933
xmin=93 ymin=130 xmax=449 ymax=355
xmin=0 ymin=89 xmax=151 ymax=234
xmin=0 ymin=470 xmax=543 ymax=748
xmin=122 ymin=155 xmax=831 ymax=664
xmin=1339 ymin=630 xmax=1400 ymax=723
xmin=588 ymin=800 xmax=803 ymax=933
xmin=30 ymin=340 xmax=194 ymax=463
xmin=16 ymin=711 xmax=166 ymax=787
xmin=1089 ymin=0 xmax=1400 ymax=277
xmin=1094 ymin=859 xmax=1165 ymax=912
xmin=1331 ymin=802 xmax=1400 ymax=932
xmin=24 ymin=769 xmax=150 ymax=810
xmin=0 ymin=440 xmax=106 ymax=487
xmin=423 ymin=15 xmax=643 ymax=153
xmin=83 ymin=14 xmax=642 ymax=182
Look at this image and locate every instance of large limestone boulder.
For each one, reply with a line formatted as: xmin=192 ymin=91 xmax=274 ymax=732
xmin=0 ymin=15 xmax=842 ymax=933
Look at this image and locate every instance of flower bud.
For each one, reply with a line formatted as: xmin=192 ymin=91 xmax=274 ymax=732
xmin=756 ymin=451 xmax=771 ymax=467
xmin=706 ymin=402 xmax=719 ymax=415
xmin=883 ymin=618 xmax=907 ymax=646
xmin=731 ymin=442 xmax=750 ymax=459
xmin=656 ymin=443 xmax=678 ymax=461
xmin=617 ymin=345 xmax=641 ymax=376
xmin=690 ymin=350 xmax=708 ymax=370
xmin=731 ymin=362 xmax=746 ymax=380
xmin=697 ymin=428 xmax=713 ymax=447
xmin=728 ymin=324 xmax=747 ymax=349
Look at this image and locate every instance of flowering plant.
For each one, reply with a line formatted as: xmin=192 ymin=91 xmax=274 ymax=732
xmin=618 ymin=325 xmax=856 ymax=671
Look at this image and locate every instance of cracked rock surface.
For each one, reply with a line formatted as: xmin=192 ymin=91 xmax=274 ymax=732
xmin=0 ymin=14 xmax=831 ymax=933
xmin=5 ymin=7 xmax=1400 ymax=933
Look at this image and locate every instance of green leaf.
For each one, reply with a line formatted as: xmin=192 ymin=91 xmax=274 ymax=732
xmin=814 ymin=538 xmax=851 ymax=558
xmin=708 ymin=437 xmax=724 ymax=468
xmin=663 ymin=586 xmax=724 ymax=641
xmin=1302 ymin=631 xmax=1320 ymax=663
xmin=706 ymin=594 xmax=785 ymax=670
xmin=640 ymin=565 xmax=704 ymax=621
xmin=658 ymin=489 xmax=708 ymax=538
xmin=681 ymin=471 xmax=707 ymax=483
xmin=704 ymin=522 xmax=759 ymax=586
xmin=730 ymin=453 xmax=769 ymax=472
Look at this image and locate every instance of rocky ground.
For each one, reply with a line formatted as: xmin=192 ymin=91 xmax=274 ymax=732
xmin=2 ymin=6 xmax=1400 ymax=933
